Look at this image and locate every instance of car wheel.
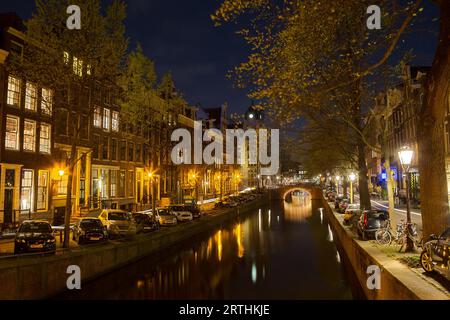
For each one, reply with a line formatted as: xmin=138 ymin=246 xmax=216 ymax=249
xmin=420 ymin=250 xmax=434 ymax=273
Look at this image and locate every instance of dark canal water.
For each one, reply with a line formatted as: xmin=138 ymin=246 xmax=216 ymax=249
xmin=56 ymin=195 xmax=355 ymax=299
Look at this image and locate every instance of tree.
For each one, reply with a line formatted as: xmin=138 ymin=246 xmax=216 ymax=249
xmin=8 ymin=0 xmax=128 ymax=248
xmin=212 ymin=0 xmax=450 ymax=237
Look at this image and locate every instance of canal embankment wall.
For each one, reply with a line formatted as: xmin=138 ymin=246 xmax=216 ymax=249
xmin=317 ymin=190 xmax=449 ymax=300
xmin=0 ymin=197 xmax=268 ymax=300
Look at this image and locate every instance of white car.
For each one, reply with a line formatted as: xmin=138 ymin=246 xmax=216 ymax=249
xmin=156 ymin=208 xmax=178 ymax=226
xmin=98 ymin=209 xmax=137 ymax=238
xmin=169 ymin=205 xmax=193 ymax=222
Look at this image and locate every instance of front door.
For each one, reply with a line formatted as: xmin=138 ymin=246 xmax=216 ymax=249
xmin=4 ymin=189 xmax=14 ymax=224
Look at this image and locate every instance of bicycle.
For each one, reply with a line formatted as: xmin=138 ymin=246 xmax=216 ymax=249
xmin=375 ymin=220 xmax=422 ymax=251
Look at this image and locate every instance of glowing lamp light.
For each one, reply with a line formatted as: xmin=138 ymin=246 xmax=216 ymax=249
xmin=398 ymin=146 xmax=414 ymax=166
xmin=335 ymin=175 xmax=341 ymax=181
xmin=349 ymin=173 xmax=356 ymax=182
xmin=58 ymin=169 xmax=65 ymax=177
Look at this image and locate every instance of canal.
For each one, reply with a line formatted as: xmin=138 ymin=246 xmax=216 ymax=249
xmin=56 ymin=195 xmax=356 ymax=299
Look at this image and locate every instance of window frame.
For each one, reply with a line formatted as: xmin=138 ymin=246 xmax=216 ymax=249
xmin=39 ymin=123 xmax=51 ymax=154
xmin=5 ymin=115 xmax=20 ymax=151
xmin=23 ymin=119 xmax=37 ymax=152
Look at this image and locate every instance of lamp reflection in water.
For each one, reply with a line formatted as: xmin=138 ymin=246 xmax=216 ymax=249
xmin=327 ymin=224 xmax=334 ymax=242
xmin=215 ymin=230 xmax=223 ymax=261
xmin=283 ymin=192 xmax=312 ymax=222
xmin=233 ymin=223 xmax=245 ymax=258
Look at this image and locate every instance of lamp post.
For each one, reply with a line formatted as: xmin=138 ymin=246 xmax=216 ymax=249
xmin=336 ymin=175 xmax=341 ymax=195
xmin=349 ymin=172 xmax=356 ymax=204
xmin=398 ymin=145 xmax=414 ymax=252
xmin=148 ymin=172 xmax=156 ymax=215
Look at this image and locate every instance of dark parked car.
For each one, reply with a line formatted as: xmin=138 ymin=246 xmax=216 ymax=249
xmin=72 ymin=218 xmax=108 ymax=245
xmin=132 ymin=212 xmax=160 ymax=233
xmin=183 ymin=204 xmax=202 ymax=219
xmin=14 ymin=220 xmax=56 ymax=255
xmin=357 ymin=210 xmax=390 ymax=240
xmin=420 ymin=228 xmax=450 ymax=280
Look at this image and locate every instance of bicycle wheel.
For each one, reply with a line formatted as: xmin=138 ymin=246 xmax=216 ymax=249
xmin=375 ymin=229 xmax=392 ymax=245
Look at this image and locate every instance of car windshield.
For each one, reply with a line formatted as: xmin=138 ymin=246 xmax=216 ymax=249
xmin=159 ymin=209 xmax=171 ymax=216
xmin=171 ymin=206 xmax=184 ymax=211
xmin=80 ymin=219 xmax=103 ymax=229
xmin=19 ymin=222 xmax=52 ymax=233
xmin=108 ymin=211 xmax=129 ymax=221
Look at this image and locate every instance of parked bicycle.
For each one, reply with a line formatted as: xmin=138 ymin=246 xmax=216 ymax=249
xmin=375 ymin=220 xmax=422 ymax=251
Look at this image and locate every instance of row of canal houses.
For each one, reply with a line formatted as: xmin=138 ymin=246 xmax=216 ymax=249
xmin=0 ymin=13 xmax=243 ymax=230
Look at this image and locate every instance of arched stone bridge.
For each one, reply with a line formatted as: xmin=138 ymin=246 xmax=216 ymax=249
xmin=269 ymin=184 xmax=323 ymax=201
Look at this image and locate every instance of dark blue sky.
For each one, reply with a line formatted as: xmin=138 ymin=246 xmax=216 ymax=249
xmin=0 ymin=0 xmax=440 ymax=115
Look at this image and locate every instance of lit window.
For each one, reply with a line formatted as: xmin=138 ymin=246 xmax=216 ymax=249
xmin=20 ymin=169 xmax=33 ymax=210
xmin=103 ymin=108 xmax=110 ymax=131
xmin=87 ymin=64 xmax=92 ymax=76
xmin=7 ymin=75 xmax=21 ymax=107
xmin=63 ymin=51 xmax=70 ymax=65
xmin=73 ymin=56 xmax=83 ymax=77
xmin=37 ymin=170 xmax=48 ymax=210
xmin=93 ymin=107 xmax=102 ymax=128
xmin=5 ymin=115 xmax=19 ymax=150
xmin=23 ymin=120 xmax=36 ymax=152
xmin=25 ymin=82 xmax=37 ymax=111
xmin=39 ymin=123 xmax=51 ymax=154
xmin=57 ymin=175 xmax=68 ymax=195
xmin=41 ymin=88 xmax=53 ymax=115
xmin=112 ymin=111 xmax=119 ymax=132
xmin=110 ymin=170 xmax=117 ymax=197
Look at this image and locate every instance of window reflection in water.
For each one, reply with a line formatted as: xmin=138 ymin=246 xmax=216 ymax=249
xmin=283 ymin=191 xmax=312 ymax=222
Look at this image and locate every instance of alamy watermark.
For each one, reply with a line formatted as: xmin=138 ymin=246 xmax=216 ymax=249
xmin=171 ymin=121 xmax=279 ymax=175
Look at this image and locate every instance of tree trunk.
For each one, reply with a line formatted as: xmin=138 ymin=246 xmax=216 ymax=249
xmin=417 ymin=1 xmax=450 ymax=239
xmin=384 ymin=158 xmax=396 ymax=231
xmin=63 ymin=131 xmax=78 ymax=248
xmin=358 ymin=141 xmax=372 ymax=210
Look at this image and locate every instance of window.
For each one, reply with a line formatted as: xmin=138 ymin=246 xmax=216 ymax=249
xmin=5 ymin=115 xmax=19 ymax=150
xmin=111 ymin=138 xmax=117 ymax=161
xmin=41 ymin=88 xmax=53 ymax=115
xmin=103 ymin=108 xmax=110 ymax=131
xmin=110 ymin=170 xmax=117 ymax=197
xmin=93 ymin=107 xmax=101 ymax=128
xmin=73 ymin=56 xmax=83 ymax=77
xmin=127 ymin=171 xmax=134 ymax=197
xmin=112 ymin=111 xmax=119 ymax=132
xmin=37 ymin=170 xmax=48 ymax=210
xmin=119 ymin=171 xmax=126 ymax=197
xmin=39 ymin=123 xmax=51 ymax=154
xmin=136 ymin=144 xmax=141 ymax=162
xmin=56 ymin=109 xmax=68 ymax=135
xmin=57 ymin=175 xmax=68 ymax=195
xmin=86 ymin=64 xmax=92 ymax=76
xmin=23 ymin=120 xmax=36 ymax=152
xmin=120 ymin=141 xmax=126 ymax=161
xmin=102 ymin=136 xmax=109 ymax=160
xmin=20 ymin=169 xmax=33 ymax=210
xmin=25 ymin=82 xmax=37 ymax=111
xmin=101 ymin=169 xmax=109 ymax=198
xmin=93 ymin=134 xmax=100 ymax=159
xmin=7 ymin=75 xmax=21 ymax=107
xmin=80 ymin=115 xmax=88 ymax=139
xmin=63 ymin=51 xmax=70 ymax=65
xmin=128 ymin=142 xmax=134 ymax=162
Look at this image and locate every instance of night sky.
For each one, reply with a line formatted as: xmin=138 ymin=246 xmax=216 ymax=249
xmin=0 ymin=0 xmax=440 ymax=116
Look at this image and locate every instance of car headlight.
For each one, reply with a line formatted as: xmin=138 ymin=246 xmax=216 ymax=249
xmin=47 ymin=239 xmax=56 ymax=243
xmin=16 ymin=239 xmax=26 ymax=243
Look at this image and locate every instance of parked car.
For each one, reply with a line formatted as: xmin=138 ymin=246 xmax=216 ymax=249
xmin=334 ymin=196 xmax=347 ymax=211
xmin=169 ymin=205 xmax=193 ymax=222
xmin=98 ymin=209 xmax=137 ymax=238
xmin=14 ymin=220 xmax=56 ymax=255
xmin=357 ymin=210 xmax=390 ymax=240
xmin=420 ymin=228 xmax=450 ymax=280
xmin=183 ymin=204 xmax=202 ymax=219
xmin=157 ymin=208 xmax=178 ymax=226
xmin=72 ymin=218 xmax=108 ymax=245
xmin=343 ymin=204 xmax=361 ymax=226
xmin=132 ymin=212 xmax=160 ymax=233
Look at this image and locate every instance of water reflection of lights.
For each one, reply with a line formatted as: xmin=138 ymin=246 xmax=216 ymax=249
xmin=283 ymin=195 xmax=312 ymax=222
xmin=319 ymin=208 xmax=324 ymax=224
xmin=215 ymin=230 xmax=223 ymax=261
xmin=336 ymin=250 xmax=341 ymax=263
xmin=251 ymin=263 xmax=257 ymax=283
xmin=259 ymin=210 xmax=262 ymax=233
xmin=233 ymin=223 xmax=245 ymax=258
xmin=327 ymin=224 xmax=334 ymax=242
xmin=268 ymin=210 xmax=271 ymax=228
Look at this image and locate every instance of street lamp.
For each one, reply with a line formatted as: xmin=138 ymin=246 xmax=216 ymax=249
xmin=349 ymin=172 xmax=356 ymax=204
xmin=398 ymin=145 xmax=414 ymax=252
xmin=58 ymin=169 xmax=65 ymax=177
